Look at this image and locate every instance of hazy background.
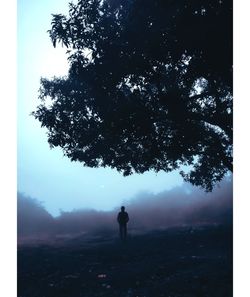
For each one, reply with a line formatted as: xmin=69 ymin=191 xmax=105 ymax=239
xmin=18 ymin=178 xmax=232 ymax=244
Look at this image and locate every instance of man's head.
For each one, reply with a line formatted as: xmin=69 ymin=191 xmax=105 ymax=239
xmin=121 ymin=206 xmax=125 ymax=211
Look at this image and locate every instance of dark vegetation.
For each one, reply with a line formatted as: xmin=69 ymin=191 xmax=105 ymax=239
xmin=18 ymin=225 xmax=232 ymax=297
xmin=32 ymin=0 xmax=233 ymax=191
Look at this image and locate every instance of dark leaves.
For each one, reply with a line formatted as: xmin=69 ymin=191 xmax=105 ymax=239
xmin=33 ymin=0 xmax=233 ymax=191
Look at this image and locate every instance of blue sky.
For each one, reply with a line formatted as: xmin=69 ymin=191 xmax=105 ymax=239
xmin=17 ymin=0 xmax=185 ymax=216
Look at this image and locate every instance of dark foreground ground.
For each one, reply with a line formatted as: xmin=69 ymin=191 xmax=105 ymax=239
xmin=18 ymin=225 xmax=232 ymax=297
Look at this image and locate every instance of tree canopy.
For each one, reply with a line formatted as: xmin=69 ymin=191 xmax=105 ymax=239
xmin=33 ymin=0 xmax=233 ymax=191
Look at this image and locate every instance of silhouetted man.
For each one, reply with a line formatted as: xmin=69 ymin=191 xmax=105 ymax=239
xmin=117 ymin=206 xmax=129 ymax=241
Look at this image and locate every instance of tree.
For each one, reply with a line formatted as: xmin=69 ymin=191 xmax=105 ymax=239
xmin=33 ymin=0 xmax=233 ymax=191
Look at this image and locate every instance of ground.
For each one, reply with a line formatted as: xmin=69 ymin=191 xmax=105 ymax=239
xmin=18 ymin=225 xmax=232 ymax=297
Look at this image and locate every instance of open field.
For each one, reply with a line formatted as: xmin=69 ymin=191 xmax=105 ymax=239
xmin=18 ymin=224 xmax=232 ymax=297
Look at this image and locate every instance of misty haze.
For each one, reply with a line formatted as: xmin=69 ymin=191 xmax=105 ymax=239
xmin=18 ymin=178 xmax=232 ymax=244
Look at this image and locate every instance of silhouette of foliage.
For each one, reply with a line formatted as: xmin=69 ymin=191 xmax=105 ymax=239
xmin=33 ymin=0 xmax=232 ymax=191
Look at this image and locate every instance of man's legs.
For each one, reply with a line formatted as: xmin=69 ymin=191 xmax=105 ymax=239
xmin=119 ymin=224 xmax=127 ymax=240
xmin=124 ymin=224 xmax=127 ymax=240
xmin=119 ymin=224 xmax=123 ymax=240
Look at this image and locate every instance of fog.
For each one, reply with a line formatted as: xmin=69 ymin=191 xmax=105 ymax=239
xmin=18 ymin=179 xmax=232 ymax=244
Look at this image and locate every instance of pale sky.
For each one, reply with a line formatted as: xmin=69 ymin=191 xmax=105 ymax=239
xmin=17 ymin=0 xmax=185 ymax=216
